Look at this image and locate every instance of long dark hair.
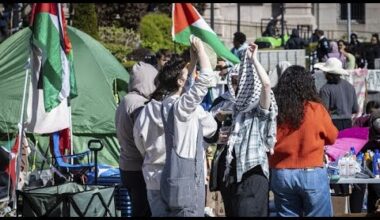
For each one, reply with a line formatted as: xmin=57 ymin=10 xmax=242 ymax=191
xmin=150 ymin=54 xmax=187 ymax=101
xmin=325 ymin=73 xmax=341 ymax=84
xmin=338 ymin=39 xmax=350 ymax=52
xmin=274 ymin=65 xmax=322 ymax=130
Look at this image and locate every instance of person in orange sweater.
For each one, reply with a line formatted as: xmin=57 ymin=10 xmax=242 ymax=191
xmin=269 ymin=65 xmax=338 ymax=217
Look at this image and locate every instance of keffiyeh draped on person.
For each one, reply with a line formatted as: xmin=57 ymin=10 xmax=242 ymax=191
xmin=224 ymin=50 xmax=278 ymax=183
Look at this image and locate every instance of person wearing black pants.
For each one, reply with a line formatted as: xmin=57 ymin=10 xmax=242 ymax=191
xmin=120 ymin=170 xmax=151 ymax=217
xmin=211 ymin=147 xmax=269 ymax=217
xmin=206 ymin=65 xmax=239 ymax=217
xmin=205 ymin=109 xmax=235 ymax=216
xmin=367 ymin=184 xmax=380 ymax=213
xmin=229 ymin=165 xmax=269 ymax=216
xmin=217 ymin=149 xmax=234 ymax=216
xmin=349 ymin=184 xmax=366 ymax=213
xmin=115 ymin=61 xmax=159 ymax=217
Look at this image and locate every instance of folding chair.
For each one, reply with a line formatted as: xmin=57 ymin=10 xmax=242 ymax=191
xmin=51 ymin=132 xmax=107 ymax=184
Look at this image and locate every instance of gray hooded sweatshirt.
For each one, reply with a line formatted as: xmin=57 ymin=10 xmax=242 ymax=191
xmin=115 ymin=62 xmax=158 ymax=171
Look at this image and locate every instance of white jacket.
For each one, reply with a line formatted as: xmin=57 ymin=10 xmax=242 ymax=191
xmin=133 ymin=68 xmax=217 ymax=190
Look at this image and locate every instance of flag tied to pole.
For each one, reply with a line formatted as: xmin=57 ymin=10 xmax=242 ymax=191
xmin=30 ymin=3 xmax=77 ymax=112
xmin=25 ymin=3 xmax=77 ymax=134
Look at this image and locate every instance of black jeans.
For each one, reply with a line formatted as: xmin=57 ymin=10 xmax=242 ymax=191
xmin=229 ymin=165 xmax=269 ymax=217
xmin=367 ymin=184 xmax=380 ymax=214
xmin=217 ymin=146 xmax=235 ymax=217
xmin=120 ymin=169 xmax=151 ymax=217
xmin=350 ymin=184 xmax=366 ymax=213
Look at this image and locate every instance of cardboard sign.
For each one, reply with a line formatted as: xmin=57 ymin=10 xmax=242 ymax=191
xmin=366 ymin=70 xmax=380 ymax=92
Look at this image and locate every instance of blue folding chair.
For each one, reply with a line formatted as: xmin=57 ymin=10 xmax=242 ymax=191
xmin=51 ymin=132 xmax=111 ymax=184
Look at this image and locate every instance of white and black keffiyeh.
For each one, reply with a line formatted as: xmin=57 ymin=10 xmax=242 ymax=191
xmin=226 ymin=64 xmax=239 ymax=102
xmin=224 ymin=49 xmax=278 ymax=184
xmin=233 ymin=51 xmax=262 ymax=112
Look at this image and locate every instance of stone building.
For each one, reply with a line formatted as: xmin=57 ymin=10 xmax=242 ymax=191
xmin=203 ymin=3 xmax=380 ymax=48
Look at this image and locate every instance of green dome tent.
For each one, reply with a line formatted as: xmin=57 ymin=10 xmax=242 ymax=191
xmin=0 ymin=26 xmax=129 ymax=166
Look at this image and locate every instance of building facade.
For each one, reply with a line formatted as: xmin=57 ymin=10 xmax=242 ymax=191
xmin=203 ymin=3 xmax=380 ymax=48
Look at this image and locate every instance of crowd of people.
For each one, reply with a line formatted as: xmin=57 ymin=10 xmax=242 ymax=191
xmin=310 ymin=29 xmax=380 ymax=70
xmin=259 ymin=17 xmax=380 ymax=71
xmin=2 ymin=3 xmax=380 ymax=217
xmin=267 ymin=24 xmax=380 ymax=71
xmin=114 ymin=32 xmax=380 ymax=217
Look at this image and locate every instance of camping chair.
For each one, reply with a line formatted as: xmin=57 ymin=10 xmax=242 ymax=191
xmin=51 ymin=132 xmax=104 ymax=184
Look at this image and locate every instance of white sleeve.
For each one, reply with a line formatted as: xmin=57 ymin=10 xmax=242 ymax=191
xmin=176 ymin=68 xmax=213 ymax=121
xmin=197 ymin=106 xmax=217 ymax=138
xmin=133 ymin=117 xmax=146 ymax=157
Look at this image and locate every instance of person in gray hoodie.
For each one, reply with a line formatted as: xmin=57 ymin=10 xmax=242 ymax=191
xmin=134 ymin=36 xmax=217 ymax=217
xmin=115 ymin=61 xmax=158 ymax=217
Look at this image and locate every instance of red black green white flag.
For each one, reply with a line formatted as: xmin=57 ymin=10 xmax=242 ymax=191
xmin=172 ymin=3 xmax=240 ymax=64
xmin=25 ymin=3 xmax=77 ymax=134
xmin=30 ymin=3 xmax=77 ymax=112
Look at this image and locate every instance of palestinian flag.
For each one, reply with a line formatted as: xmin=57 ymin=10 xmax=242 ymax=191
xmin=30 ymin=3 xmax=77 ymax=112
xmin=172 ymin=3 xmax=240 ymax=64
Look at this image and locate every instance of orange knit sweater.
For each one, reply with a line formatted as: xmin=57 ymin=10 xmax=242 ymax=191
xmin=269 ymin=101 xmax=338 ymax=169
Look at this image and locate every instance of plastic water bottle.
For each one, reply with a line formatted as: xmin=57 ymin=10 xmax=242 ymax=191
xmin=338 ymin=157 xmax=348 ymax=177
xmin=373 ymin=149 xmax=380 ymax=178
xmin=357 ymin=152 xmax=364 ymax=170
xmin=348 ymin=155 xmax=356 ymax=177
xmin=350 ymin=147 xmax=356 ymax=157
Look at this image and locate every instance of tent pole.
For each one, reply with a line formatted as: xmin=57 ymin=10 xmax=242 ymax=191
xmin=347 ymin=3 xmax=351 ymax=44
xmin=69 ymin=101 xmax=74 ymax=164
xmin=13 ymin=57 xmax=31 ymax=210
